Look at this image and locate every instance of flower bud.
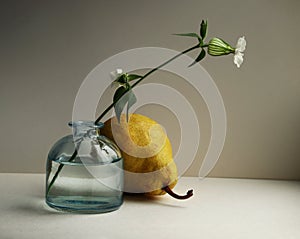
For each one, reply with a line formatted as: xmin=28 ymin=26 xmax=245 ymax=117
xmin=208 ymin=38 xmax=235 ymax=56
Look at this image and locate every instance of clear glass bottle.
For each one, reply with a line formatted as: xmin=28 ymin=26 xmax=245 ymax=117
xmin=46 ymin=121 xmax=123 ymax=213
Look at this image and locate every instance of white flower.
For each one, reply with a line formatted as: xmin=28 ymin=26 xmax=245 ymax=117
xmin=110 ymin=68 xmax=123 ymax=80
xmin=234 ymin=36 xmax=246 ymax=68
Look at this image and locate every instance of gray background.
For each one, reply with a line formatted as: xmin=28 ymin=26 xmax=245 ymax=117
xmin=1 ymin=0 xmax=299 ymax=179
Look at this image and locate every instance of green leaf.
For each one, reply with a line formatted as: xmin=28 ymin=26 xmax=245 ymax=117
xmin=200 ymin=20 xmax=207 ymax=39
xmin=113 ymin=85 xmax=137 ymax=123
xmin=173 ymin=33 xmax=201 ymax=41
xmin=113 ymin=86 xmax=128 ymax=123
xmin=127 ymin=74 xmax=142 ymax=81
xmin=126 ymin=90 xmax=137 ymax=121
xmin=188 ymin=49 xmax=206 ymax=67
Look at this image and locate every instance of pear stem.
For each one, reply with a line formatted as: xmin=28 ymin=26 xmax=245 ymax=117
xmin=162 ymin=186 xmax=193 ymax=200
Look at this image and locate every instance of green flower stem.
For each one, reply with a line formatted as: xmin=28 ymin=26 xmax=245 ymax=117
xmin=46 ymin=149 xmax=78 ymax=195
xmin=95 ymin=43 xmax=200 ymax=124
xmin=46 ymin=43 xmax=200 ymax=196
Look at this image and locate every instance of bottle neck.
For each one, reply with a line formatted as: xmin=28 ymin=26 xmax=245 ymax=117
xmin=68 ymin=121 xmax=104 ymax=140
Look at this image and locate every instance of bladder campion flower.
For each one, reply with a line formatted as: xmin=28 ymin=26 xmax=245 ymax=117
xmin=208 ymin=36 xmax=246 ymax=68
xmin=234 ymin=36 xmax=246 ymax=68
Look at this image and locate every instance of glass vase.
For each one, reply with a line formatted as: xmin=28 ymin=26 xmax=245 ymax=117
xmin=46 ymin=121 xmax=123 ymax=213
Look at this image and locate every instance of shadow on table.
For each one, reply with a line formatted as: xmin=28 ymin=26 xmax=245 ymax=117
xmin=124 ymin=193 xmax=185 ymax=208
xmin=7 ymin=195 xmax=70 ymax=217
xmin=7 ymin=192 xmax=185 ymax=217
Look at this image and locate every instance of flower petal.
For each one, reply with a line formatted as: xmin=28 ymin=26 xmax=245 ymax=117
xmin=236 ymin=36 xmax=246 ymax=53
xmin=110 ymin=68 xmax=123 ymax=80
xmin=234 ymin=52 xmax=244 ymax=68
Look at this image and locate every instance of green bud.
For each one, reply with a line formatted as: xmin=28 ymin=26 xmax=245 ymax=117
xmin=116 ymin=74 xmax=129 ymax=84
xmin=200 ymin=20 xmax=207 ymax=39
xmin=208 ymin=38 xmax=235 ymax=56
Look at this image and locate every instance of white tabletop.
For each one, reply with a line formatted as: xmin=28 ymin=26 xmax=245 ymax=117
xmin=1 ymin=173 xmax=299 ymax=239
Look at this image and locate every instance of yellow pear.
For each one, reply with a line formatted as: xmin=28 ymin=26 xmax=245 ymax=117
xmin=101 ymin=113 xmax=193 ymax=199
